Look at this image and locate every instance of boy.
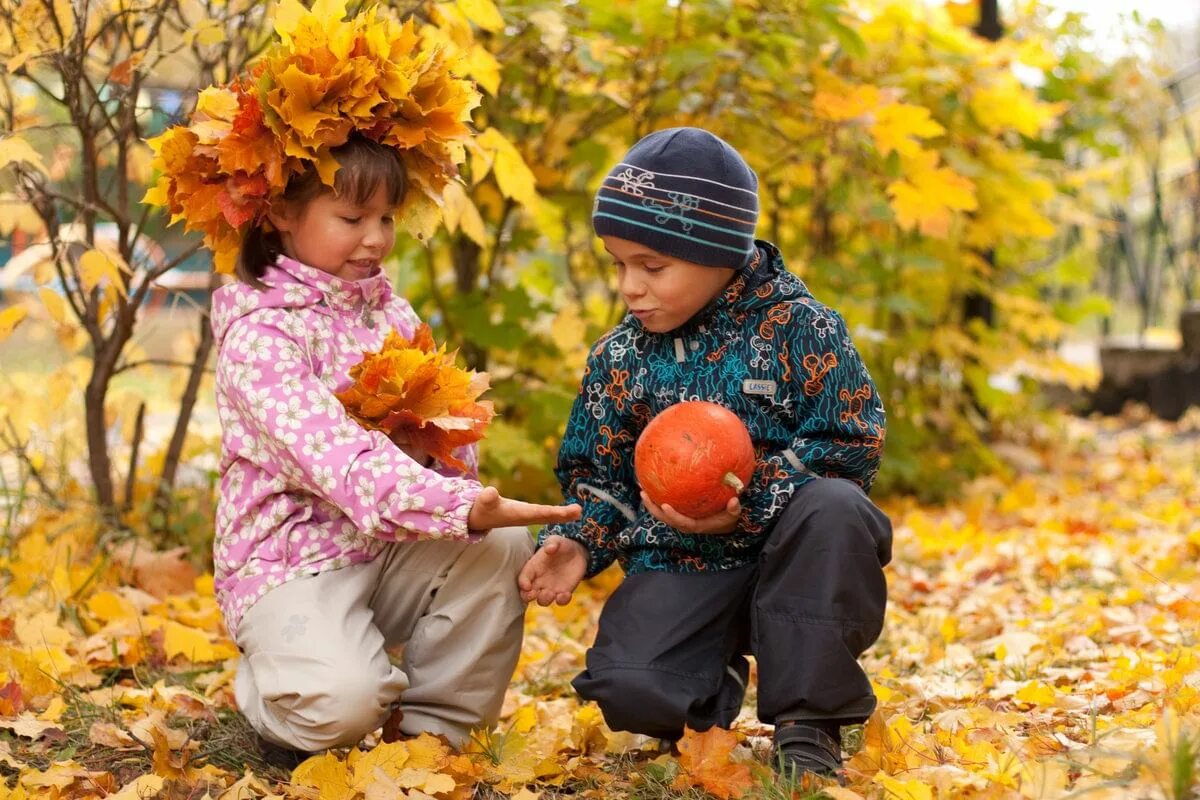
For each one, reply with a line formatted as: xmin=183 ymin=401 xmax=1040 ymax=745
xmin=518 ymin=127 xmax=893 ymax=780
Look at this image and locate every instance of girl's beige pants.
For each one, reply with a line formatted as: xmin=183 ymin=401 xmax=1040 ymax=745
xmin=233 ymin=527 xmax=533 ymax=752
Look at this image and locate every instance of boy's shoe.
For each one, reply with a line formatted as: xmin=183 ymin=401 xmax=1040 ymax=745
xmin=256 ymin=735 xmax=313 ymax=771
xmin=772 ymin=722 xmax=843 ymax=782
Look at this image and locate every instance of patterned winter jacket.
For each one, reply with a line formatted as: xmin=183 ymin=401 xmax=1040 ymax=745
xmin=211 ymin=256 xmax=483 ymax=638
xmin=540 ymin=241 xmax=885 ymax=578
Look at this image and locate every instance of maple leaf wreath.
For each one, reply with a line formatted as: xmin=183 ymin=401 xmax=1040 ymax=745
xmin=144 ymin=0 xmax=492 ymax=465
xmin=142 ymin=0 xmax=480 ymax=274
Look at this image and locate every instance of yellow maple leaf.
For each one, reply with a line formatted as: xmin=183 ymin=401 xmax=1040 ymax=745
xmin=456 ymin=0 xmax=504 ymax=32
xmin=441 ymin=180 xmax=488 ymax=246
xmin=1013 ymin=680 xmax=1057 ymax=707
xmin=403 ymin=732 xmax=454 ymax=771
xmin=874 ymin=773 xmax=933 ymax=800
xmin=0 ymin=714 xmax=59 ymax=740
xmin=293 ymin=752 xmax=355 ymax=800
xmin=139 ymin=616 xmax=236 ymax=663
xmin=14 ymin=610 xmax=71 ymax=649
xmin=475 ymin=128 xmax=538 ymax=207
xmin=887 ymin=151 xmax=977 ymax=237
xmin=0 ymin=193 xmax=44 ymax=236
xmin=87 ymin=591 xmax=138 ymax=623
xmin=943 ymin=0 xmax=977 ymax=27
xmin=18 ymin=760 xmax=94 ymax=792
xmin=970 ymin=73 xmax=1062 ymax=137
xmin=348 ymin=741 xmax=411 ymax=789
xmin=869 ymin=103 xmax=946 ymax=158
xmin=0 ymin=305 xmax=28 ymax=343
xmin=77 ymin=248 xmax=129 ymax=298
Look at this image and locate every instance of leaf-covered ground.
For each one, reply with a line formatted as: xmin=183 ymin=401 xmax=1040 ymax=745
xmin=0 ymin=411 xmax=1198 ymax=799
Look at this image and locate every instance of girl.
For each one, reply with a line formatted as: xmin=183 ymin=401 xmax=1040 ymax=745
xmin=212 ymin=134 xmax=581 ymax=757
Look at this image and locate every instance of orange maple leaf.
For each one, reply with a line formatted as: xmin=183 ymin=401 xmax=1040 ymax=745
xmin=672 ymin=726 xmax=755 ymax=800
xmin=336 ymin=324 xmax=494 ymax=471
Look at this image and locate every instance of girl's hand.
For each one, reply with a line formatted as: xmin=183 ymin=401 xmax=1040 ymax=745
xmin=641 ymin=491 xmax=741 ymax=535
xmin=517 ymin=535 xmax=588 ymax=606
xmin=391 ymin=433 xmax=431 ymax=467
xmin=468 ymin=486 xmax=582 ymax=532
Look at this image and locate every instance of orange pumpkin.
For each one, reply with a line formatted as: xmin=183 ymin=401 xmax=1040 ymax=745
xmin=634 ymin=401 xmax=756 ymax=518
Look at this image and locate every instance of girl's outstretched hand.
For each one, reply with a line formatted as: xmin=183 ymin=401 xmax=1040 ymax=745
xmin=641 ymin=491 xmax=740 ymax=535
xmin=468 ymin=486 xmax=581 ymax=532
xmin=518 ymin=535 xmax=588 ymax=606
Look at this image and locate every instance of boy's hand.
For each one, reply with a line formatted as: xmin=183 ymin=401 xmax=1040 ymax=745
xmin=518 ymin=535 xmax=588 ymax=606
xmin=468 ymin=486 xmax=582 ymax=532
xmin=641 ymin=491 xmax=741 ymax=535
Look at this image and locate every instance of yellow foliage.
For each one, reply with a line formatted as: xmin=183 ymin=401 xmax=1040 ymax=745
xmin=474 ymin=128 xmax=540 ymax=206
xmin=0 ymin=306 xmax=28 ymax=342
xmin=0 ymin=134 xmax=47 ymax=174
xmin=869 ymin=103 xmax=946 ymax=157
xmin=887 ymin=151 xmax=978 ymax=237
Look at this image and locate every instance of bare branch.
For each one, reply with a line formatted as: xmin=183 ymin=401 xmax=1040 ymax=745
xmin=0 ymin=418 xmax=66 ymax=510
xmin=114 ymin=358 xmax=214 ymax=375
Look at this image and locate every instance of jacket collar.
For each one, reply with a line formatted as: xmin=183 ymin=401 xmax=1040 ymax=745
xmin=271 ymin=255 xmax=392 ymax=312
xmin=670 ymin=241 xmax=777 ymax=335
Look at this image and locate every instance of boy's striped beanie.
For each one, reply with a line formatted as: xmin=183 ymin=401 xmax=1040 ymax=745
xmin=593 ymin=127 xmax=759 ymax=270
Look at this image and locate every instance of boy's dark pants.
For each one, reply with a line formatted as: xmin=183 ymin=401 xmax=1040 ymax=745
xmin=572 ymin=478 xmax=893 ymax=739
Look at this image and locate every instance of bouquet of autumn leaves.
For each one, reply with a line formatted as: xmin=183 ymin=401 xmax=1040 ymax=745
xmin=335 ymin=324 xmax=494 ymax=473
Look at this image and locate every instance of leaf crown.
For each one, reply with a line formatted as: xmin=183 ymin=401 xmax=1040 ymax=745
xmin=143 ymin=0 xmax=480 ymax=273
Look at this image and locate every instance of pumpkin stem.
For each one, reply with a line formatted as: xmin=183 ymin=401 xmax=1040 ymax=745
xmin=722 ymin=472 xmax=745 ymax=493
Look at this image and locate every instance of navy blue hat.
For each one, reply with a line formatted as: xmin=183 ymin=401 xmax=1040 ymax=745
xmin=592 ymin=127 xmax=759 ymax=270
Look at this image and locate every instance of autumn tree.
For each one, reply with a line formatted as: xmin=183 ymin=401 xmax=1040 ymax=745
xmin=403 ymin=0 xmax=1167 ymax=500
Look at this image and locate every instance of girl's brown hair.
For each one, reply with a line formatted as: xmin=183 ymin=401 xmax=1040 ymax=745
xmin=236 ymin=134 xmax=407 ymax=289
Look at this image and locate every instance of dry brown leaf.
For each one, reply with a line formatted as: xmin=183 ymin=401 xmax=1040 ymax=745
xmin=88 ymin=721 xmax=139 ymax=749
xmin=0 ymin=713 xmax=60 ymax=739
xmin=110 ymin=541 xmax=199 ymax=599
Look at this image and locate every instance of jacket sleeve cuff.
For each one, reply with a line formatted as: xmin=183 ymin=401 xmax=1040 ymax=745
xmin=538 ymin=524 xmax=615 ymax=579
xmin=383 ymin=474 xmax=482 ymax=542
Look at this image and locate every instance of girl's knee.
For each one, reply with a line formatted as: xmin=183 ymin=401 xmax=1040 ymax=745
xmin=265 ymin=675 xmax=389 ymax=751
xmin=480 ymin=526 xmax=534 ymax=568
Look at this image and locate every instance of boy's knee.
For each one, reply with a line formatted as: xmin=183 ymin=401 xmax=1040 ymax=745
xmin=801 ymin=477 xmax=869 ymax=511
xmin=782 ymin=479 xmax=892 ymax=563
xmin=574 ymin=666 xmax=694 ymax=740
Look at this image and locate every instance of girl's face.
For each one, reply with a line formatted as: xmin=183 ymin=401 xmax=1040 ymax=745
xmin=269 ymin=185 xmax=397 ymax=281
xmin=602 ymin=236 xmax=736 ymax=333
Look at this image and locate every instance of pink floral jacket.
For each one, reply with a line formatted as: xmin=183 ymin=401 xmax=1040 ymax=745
xmin=211 ymin=256 xmax=483 ymax=638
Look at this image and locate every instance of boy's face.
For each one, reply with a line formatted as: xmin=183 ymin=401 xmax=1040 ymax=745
xmin=603 ymin=236 xmax=736 ymax=334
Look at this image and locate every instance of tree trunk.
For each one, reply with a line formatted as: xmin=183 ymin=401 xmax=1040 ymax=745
xmin=85 ymin=360 xmax=117 ymax=512
xmin=451 ymin=235 xmax=487 ymax=371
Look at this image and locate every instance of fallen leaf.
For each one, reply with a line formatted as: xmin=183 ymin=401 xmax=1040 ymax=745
xmin=110 ymin=542 xmax=199 ymax=599
xmin=673 ymin=727 xmax=754 ymax=800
